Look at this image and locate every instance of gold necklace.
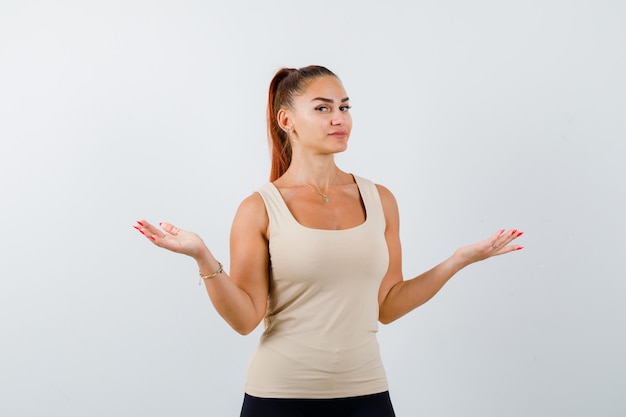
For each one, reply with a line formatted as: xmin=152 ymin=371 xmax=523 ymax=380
xmin=307 ymin=169 xmax=338 ymax=203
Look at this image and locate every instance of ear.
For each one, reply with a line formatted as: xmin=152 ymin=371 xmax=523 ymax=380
xmin=277 ymin=108 xmax=293 ymax=133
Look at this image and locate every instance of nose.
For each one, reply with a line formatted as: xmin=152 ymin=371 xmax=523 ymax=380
xmin=331 ymin=111 xmax=344 ymax=126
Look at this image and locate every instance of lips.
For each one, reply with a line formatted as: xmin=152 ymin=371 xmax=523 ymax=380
xmin=329 ymin=130 xmax=348 ymax=138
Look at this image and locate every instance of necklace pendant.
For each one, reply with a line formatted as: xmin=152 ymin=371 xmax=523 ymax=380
xmin=322 ymin=195 xmax=330 ymax=203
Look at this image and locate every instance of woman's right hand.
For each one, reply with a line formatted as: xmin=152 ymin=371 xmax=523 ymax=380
xmin=134 ymin=220 xmax=209 ymax=260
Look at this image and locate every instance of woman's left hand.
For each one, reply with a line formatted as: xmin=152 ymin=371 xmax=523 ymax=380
xmin=453 ymin=229 xmax=524 ymax=267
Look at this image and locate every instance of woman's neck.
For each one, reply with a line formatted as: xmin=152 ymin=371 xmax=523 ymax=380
xmin=280 ymin=154 xmax=339 ymax=189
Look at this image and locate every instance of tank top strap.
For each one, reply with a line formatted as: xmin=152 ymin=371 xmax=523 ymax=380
xmin=256 ymin=182 xmax=292 ymax=232
xmin=352 ymin=175 xmax=386 ymax=233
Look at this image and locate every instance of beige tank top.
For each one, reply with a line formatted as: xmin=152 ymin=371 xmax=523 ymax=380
xmin=245 ymin=175 xmax=390 ymax=399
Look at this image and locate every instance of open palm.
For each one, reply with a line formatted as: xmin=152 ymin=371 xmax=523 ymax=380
xmin=134 ymin=220 xmax=207 ymax=259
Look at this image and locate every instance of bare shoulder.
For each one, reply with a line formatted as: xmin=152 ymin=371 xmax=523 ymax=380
xmin=375 ymin=183 xmax=399 ymax=210
xmin=232 ymin=192 xmax=269 ymax=237
xmin=237 ymin=191 xmax=267 ymax=214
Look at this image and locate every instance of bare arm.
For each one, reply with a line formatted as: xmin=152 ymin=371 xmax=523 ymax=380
xmin=135 ymin=193 xmax=269 ymax=335
xmin=376 ymin=185 xmax=524 ymax=324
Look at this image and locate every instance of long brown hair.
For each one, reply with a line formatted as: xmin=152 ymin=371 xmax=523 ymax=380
xmin=267 ymin=65 xmax=338 ymax=181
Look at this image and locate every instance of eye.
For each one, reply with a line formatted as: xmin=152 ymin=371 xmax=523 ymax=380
xmin=340 ymin=105 xmax=351 ymax=112
xmin=315 ymin=106 xmax=330 ymax=112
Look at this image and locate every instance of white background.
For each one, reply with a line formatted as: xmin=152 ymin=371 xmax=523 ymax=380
xmin=1 ymin=1 xmax=624 ymax=416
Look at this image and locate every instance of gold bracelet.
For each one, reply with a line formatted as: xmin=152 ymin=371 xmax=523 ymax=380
xmin=198 ymin=261 xmax=223 ymax=285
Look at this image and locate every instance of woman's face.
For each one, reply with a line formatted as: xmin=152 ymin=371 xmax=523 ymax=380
xmin=287 ymin=76 xmax=352 ymax=155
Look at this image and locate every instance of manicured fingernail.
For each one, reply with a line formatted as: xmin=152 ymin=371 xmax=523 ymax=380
xmin=137 ymin=221 xmax=144 ymax=226
xmin=511 ymin=229 xmax=518 ymax=235
xmin=516 ymin=246 xmax=524 ymax=250
xmin=516 ymin=231 xmax=524 ymax=237
xmin=499 ymin=229 xmax=505 ymax=235
xmin=149 ymin=235 xmax=156 ymax=241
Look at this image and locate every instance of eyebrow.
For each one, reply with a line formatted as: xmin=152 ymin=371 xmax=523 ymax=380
xmin=311 ymin=97 xmax=350 ymax=103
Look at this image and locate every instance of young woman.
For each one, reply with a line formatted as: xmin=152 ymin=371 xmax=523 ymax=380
xmin=134 ymin=65 xmax=524 ymax=417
